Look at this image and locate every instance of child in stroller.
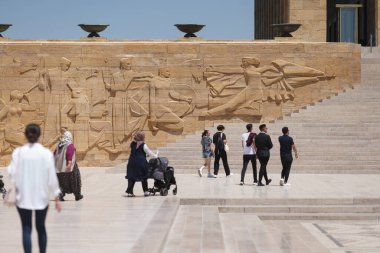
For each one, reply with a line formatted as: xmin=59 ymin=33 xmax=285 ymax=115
xmin=147 ymin=157 xmax=177 ymax=196
xmin=0 ymin=175 xmax=7 ymax=199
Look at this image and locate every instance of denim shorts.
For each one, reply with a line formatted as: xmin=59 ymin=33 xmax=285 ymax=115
xmin=202 ymin=150 xmax=213 ymax=158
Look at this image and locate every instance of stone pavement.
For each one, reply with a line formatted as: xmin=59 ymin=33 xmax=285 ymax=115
xmin=0 ymin=168 xmax=380 ymax=253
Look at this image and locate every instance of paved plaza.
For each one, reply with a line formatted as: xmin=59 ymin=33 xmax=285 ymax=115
xmin=1 ymin=168 xmax=380 ymax=253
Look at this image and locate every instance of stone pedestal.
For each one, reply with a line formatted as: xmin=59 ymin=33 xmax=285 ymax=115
xmin=175 ymin=37 xmax=204 ymax=41
xmin=80 ymin=37 xmax=108 ymax=41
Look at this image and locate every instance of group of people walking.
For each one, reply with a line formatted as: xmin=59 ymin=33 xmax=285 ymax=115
xmin=5 ymin=124 xmax=83 ymax=253
xmin=198 ymin=124 xmax=298 ymax=186
xmin=4 ymin=121 xmax=297 ymax=253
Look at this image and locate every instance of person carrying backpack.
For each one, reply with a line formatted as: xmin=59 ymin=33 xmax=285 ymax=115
xmin=212 ymin=125 xmax=231 ymax=177
xmin=240 ymin=124 xmax=258 ymax=185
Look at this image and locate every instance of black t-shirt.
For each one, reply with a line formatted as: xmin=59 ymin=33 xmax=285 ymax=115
xmin=213 ymin=132 xmax=226 ymax=151
xmin=279 ymin=135 xmax=294 ymax=156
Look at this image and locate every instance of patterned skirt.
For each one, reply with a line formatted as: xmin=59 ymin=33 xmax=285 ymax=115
xmin=57 ymin=163 xmax=82 ymax=197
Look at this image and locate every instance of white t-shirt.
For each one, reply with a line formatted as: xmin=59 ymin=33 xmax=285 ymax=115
xmin=241 ymin=132 xmax=256 ymax=155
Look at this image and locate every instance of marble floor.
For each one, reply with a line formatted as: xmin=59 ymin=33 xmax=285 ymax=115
xmin=0 ymin=168 xmax=379 ymax=253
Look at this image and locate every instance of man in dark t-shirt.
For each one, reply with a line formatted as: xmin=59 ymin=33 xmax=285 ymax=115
xmin=212 ymin=125 xmax=231 ymax=177
xmin=279 ymin=127 xmax=298 ymax=186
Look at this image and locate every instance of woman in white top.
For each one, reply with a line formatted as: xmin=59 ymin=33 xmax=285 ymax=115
xmin=7 ymin=123 xmax=61 ymax=253
xmin=126 ymin=131 xmax=158 ymax=197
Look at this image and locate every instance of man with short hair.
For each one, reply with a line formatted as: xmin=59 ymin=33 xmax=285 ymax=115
xmin=240 ymin=124 xmax=258 ymax=185
xmin=254 ymin=124 xmax=273 ymax=186
xmin=213 ymin=125 xmax=231 ymax=177
xmin=279 ymin=127 xmax=298 ymax=186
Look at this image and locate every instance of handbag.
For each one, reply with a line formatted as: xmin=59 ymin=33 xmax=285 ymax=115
xmin=4 ymin=183 xmax=16 ymax=207
xmin=224 ymin=144 xmax=230 ymax=152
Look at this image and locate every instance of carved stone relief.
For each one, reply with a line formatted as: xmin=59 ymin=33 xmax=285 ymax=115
xmin=0 ymin=51 xmax=344 ymax=165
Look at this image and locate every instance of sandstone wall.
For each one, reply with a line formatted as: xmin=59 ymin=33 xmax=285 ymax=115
xmin=289 ymin=0 xmax=327 ymax=42
xmin=290 ymin=0 xmax=380 ymax=46
xmin=0 ymin=41 xmax=360 ymax=166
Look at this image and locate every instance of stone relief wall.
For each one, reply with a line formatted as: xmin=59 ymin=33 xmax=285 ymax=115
xmin=0 ymin=41 xmax=360 ymax=166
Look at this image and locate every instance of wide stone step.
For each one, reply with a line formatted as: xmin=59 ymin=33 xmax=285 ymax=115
xmin=170 ymin=165 xmax=380 ymax=172
xmin=179 ymin=197 xmax=380 ymax=206
xmin=161 ymin=151 xmax=380 ymax=158
xmin=218 ymin=205 xmax=380 ymax=214
xmin=172 ymin=168 xmax=380 ymax=174
xmin=216 ymin=124 xmax=380 ymax=129
xmin=165 ymin=155 xmax=380 ymax=161
xmin=166 ymin=137 xmax=380 ymax=144
xmin=161 ymin=146 xmax=380 ymax=151
xmin=290 ymin=114 xmax=380 ymax=118
xmin=257 ymin=213 xmax=380 ymax=220
xmin=165 ymin=159 xmax=380 ymax=165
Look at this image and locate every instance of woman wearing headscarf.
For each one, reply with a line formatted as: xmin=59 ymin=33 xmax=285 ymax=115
xmin=126 ymin=131 xmax=158 ymax=197
xmin=54 ymin=129 xmax=83 ymax=201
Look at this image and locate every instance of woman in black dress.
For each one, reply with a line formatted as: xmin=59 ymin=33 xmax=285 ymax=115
xmin=126 ymin=131 xmax=158 ymax=197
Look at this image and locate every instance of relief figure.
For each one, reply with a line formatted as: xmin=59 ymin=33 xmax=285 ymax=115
xmin=147 ymin=67 xmax=194 ymax=132
xmin=0 ymin=89 xmax=37 ymax=152
xmin=105 ymin=57 xmax=153 ymax=143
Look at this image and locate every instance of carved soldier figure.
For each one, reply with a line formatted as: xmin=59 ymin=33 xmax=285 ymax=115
xmin=41 ymin=57 xmax=78 ymax=147
xmin=61 ymin=84 xmax=119 ymax=154
xmin=0 ymin=90 xmax=37 ymax=152
xmin=105 ymin=57 xmax=153 ymax=144
xmin=147 ymin=67 xmax=194 ymax=132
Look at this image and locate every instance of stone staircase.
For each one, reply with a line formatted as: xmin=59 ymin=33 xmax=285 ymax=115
xmin=157 ymin=50 xmax=380 ymax=174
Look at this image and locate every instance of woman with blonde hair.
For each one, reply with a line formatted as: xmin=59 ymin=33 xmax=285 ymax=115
xmin=126 ymin=131 xmax=158 ymax=197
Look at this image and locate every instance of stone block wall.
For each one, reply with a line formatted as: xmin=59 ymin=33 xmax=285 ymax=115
xmin=289 ymin=0 xmax=379 ymax=46
xmin=0 ymin=41 xmax=360 ymax=166
xmin=289 ymin=0 xmax=327 ymax=42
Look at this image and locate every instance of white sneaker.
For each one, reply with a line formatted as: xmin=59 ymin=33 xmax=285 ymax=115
xmin=284 ymin=183 xmax=291 ymax=186
xmin=198 ymin=166 xmax=204 ymax=177
xmin=240 ymin=181 xmax=244 ymax=185
xmin=253 ymin=182 xmax=258 ymax=186
xmin=208 ymin=173 xmax=217 ymax=178
xmin=280 ymin=178 xmax=284 ymax=186
xmin=144 ymin=191 xmax=150 ymax=197
xmin=227 ymin=173 xmax=234 ymax=177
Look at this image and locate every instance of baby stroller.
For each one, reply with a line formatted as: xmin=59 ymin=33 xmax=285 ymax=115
xmin=0 ymin=175 xmax=7 ymax=199
xmin=147 ymin=157 xmax=177 ymax=196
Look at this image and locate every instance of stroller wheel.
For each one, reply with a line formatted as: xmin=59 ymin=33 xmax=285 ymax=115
xmin=160 ymin=188 xmax=168 ymax=196
xmin=173 ymin=187 xmax=177 ymax=195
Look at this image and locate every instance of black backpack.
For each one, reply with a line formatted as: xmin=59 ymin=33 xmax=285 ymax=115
xmin=246 ymin=132 xmax=256 ymax=147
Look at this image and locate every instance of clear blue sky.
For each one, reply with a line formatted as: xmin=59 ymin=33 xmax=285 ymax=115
xmin=0 ymin=0 xmax=254 ymax=40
